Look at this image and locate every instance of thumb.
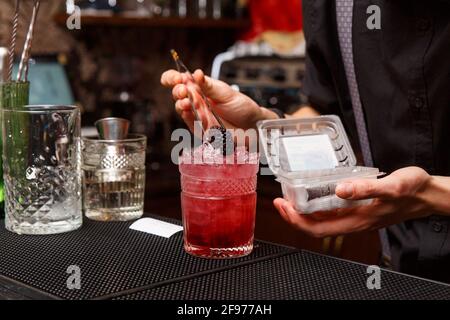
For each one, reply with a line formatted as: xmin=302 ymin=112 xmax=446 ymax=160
xmin=336 ymin=175 xmax=398 ymax=200
xmin=193 ymin=70 xmax=235 ymax=103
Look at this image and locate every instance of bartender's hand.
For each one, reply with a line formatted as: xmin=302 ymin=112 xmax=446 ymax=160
xmin=272 ymin=167 xmax=450 ymax=238
xmin=161 ymin=69 xmax=278 ymax=131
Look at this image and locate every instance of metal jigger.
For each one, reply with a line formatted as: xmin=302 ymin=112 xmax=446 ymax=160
xmin=94 ymin=118 xmax=132 ymax=184
xmin=95 ymin=117 xmax=130 ymax=140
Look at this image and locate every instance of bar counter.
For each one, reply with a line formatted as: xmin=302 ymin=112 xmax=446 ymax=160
xmin=1 ymin=214 xmax=449 ymax=300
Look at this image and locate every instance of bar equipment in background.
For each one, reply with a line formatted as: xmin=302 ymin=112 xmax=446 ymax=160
xmin=17 ymin=0 xmax=40 ymax=82
xmin=95 ymin=117 xmax=130 ymax=140
xmin=196 ymin=0 xmax=208 ymax=19
xmin=7 ymin=0 xmax=20 ymax=82
xmin=176 ymin=0 xmax=188 ymax=18
xmin=212 ymin=0 xmax=222 ymax=19
xmin=72 ymin=0 xmax=120 ymax=16
xmin=82 ymin=118 xmax=146 ymax=222
xmin=210 ymin=0 xmax=304 ymax=112
xmin=153 ymin=0 xmax=172 ymax=17
xmin=149 ymin=0 xmax=240 ymax=19
xmin=212 ymin=49 xmax=306 ymax=114
xmin=87 ymin=98 xmax=164 ymax=165
xmin=14 ymin=55 xmax=75 ymax=106
xmin=2 ymin=105 xmax=82 ymax=234
xmin=196 ymin=0 xmax=225 ymax=19
xmin=69 ymin=0 xmax=245 ymax=19
xmin=119 ymin=0 xmax=153 ymax=17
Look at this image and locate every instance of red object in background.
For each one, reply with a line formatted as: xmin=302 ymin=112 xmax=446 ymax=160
xmin=241 ymin=0 xmax=303 ymax=41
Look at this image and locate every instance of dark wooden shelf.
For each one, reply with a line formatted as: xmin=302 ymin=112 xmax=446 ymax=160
xmin=54 ymin=13 xmax=250 ymax=29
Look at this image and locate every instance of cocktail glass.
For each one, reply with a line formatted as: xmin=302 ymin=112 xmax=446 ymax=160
xmin=179 ymin=147 xmax=259 ymax=259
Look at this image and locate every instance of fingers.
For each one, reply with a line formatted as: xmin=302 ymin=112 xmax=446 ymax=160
xmin=193 ymin=69 xmax=206 ymax=84
xmin=273 ymin=198 xmax=376 ymax=238
xmin=280 ymin=200 xmax=335 ymax=236
xmin=161 ymin=70 xmax=183 ymax=87
xmin=162 ymin=69 xmax=204 ymax=89
xmin=336 ymin=175 xmax=400 ymax=201
xmin=193 ymin=69 xmax=215 ymax=97
xmin=172 ymin=84 xmax=188 ymax=101
xmin=163 ymin=69 xmax=200 ymax=132
xmin=274 ymin=198 xmax=320 ymax=230
xmin=194 ymin=69 xmax=233 ymax=102
xmin=164 ymin=68 xmax=231 ymax=104
xmin=273 ymin=198 xmax=290 ymax=222
xmin=175 ymin=98 xmax=191 ymax=113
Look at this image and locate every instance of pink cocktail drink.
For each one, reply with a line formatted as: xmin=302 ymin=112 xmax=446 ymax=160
xmin=179 ymin=147 xmax=259 ymax=258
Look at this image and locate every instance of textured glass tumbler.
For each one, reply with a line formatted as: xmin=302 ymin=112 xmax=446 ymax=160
xmin=82 ymin=134 xmax=146 ymax=221
xmin=180 ymin=158 xmax=259 ymax=259
xmin=2 ymin=105 xmax=82 ymax=235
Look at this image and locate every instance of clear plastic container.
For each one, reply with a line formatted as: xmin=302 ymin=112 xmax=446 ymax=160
xmin=257 ymin=115 xmax=382 ymax=214
xmin=277 ymin=167 xmax=380 ymax=213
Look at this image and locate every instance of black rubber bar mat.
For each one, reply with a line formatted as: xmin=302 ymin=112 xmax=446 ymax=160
xmin=0 ymin=215 xmax=294 ymax=300
xmin=114 ymin=251 xmax=450 ymax=300
xmin=0 ymin=275 xmax=53 ymax=300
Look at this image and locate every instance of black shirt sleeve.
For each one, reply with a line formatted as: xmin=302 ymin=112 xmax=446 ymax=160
xmin=303 ymin=50 xmax=339 ymax=115
xmin=302 ymin=0 xmax=341 ymax=116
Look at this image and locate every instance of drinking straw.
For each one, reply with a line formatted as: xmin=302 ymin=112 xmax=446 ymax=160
xmin=17 ymin=0 xmax=40 ymax=82
xmin=7 ymin=0 xmax=20 ymax=82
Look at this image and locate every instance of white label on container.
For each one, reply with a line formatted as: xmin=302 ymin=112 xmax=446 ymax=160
xmin=280 ymin=135 xmax=338 ymax=171
xmin=130 ymin=218 xmax=183 ymax=238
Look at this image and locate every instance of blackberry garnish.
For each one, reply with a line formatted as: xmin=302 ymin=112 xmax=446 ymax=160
xmin=206 ymin=126 xmax=234 ymax=156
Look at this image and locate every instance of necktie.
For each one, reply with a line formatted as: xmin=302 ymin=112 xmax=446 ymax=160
xmin=335 ymin=0 xmax=391 ymax=261
xmin=335 ymin=0 xmax=373 ymax=166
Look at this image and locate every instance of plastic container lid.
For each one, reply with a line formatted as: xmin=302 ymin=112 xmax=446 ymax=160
xmin=257 ymin=115 xmax=358 ymax=178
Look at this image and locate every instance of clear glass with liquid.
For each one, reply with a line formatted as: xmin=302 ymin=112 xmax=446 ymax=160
xmin=82 ymin=134 xmax=146 ymax=221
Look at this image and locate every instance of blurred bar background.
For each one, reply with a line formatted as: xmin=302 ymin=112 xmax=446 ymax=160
xmin=0 ymin=0 xmax=380 ymax=264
